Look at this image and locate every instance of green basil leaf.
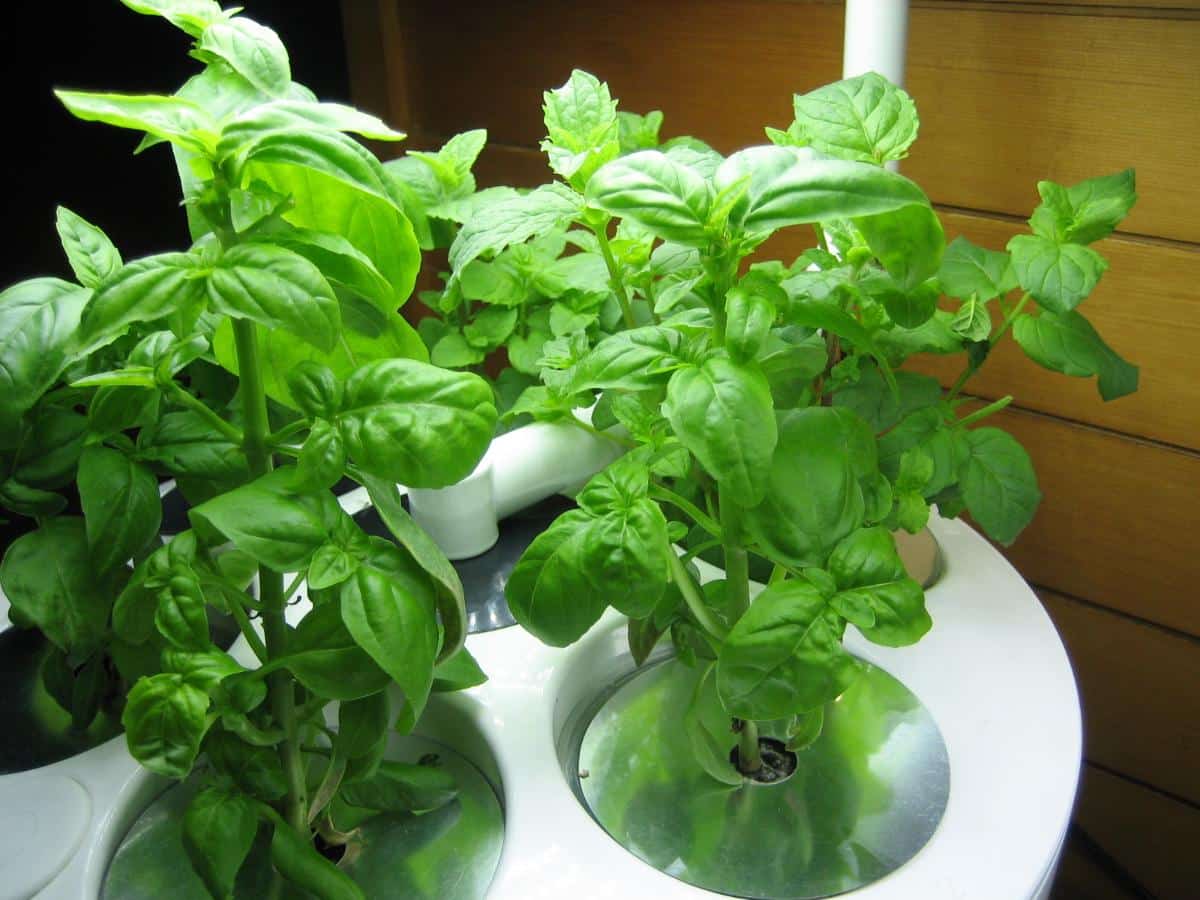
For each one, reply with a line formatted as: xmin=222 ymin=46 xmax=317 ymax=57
xmin=432 ymin=645 xmax=487 ymax=692
xmin=286 ymin=361 xmax=342 ymax=419
xmin=714 ymin=146 xmax=928 ymax=237
xmin=827 ymin=526 xmax=931 ymax=646
xmin=716 ymin=580 xmax=860 ymax=719
xmin=276 ymin=602 xmax=390 ymax=701
xmin=163 ymin=647 xmax=245 ymax=695
xmin=664 ymin=358 xmax=777 ymax=505
xmin=431 ymin=331 xmax=487 ymax=368
xmin=338 ymin=760 xmax=457 ymax=814
xmin=307 ymin=542 xmax=358 ymax=590
xmin=878 ymin=278 xmax=939 ymax=329
xmin=182 ymin=786 xmax=258 ymax=900
xmin=0 ymin=518 xmax=112 ymax=656
xmin=362 ymin=475 xmax=468 ymax=663
xmin=155 ymin=574 xmax=210 ymax=650
xmin=208 ymin=243 xmax=339 ymax=351
xmin=878 ymin=408 xmax=968 ymax=498
xmin=0 ymin=478 xmax=67 ymax=519
xmin=297 ymin=420 xmax=347 ymax=491
xmin=0 ymin=278 xmax=90 ymax=432
xmin=1029 ymin=170 xmax=1136 ymax=245
xmin=833 ymin=366 xmax=941 ymax=432
xmin=336 ymin=692 xmax=389 ymax=760
xmin=960 ymin=427 xmax=1041 ymax=545
xmin=586 ymin=150 xmax=712 ymax=245
xmin=11 ymin=405 xmax=88 ymax=490
xmin=856 ymin=201 xmax=946 ymax=291
xmin=205 ymin=729 xmax=288 ymax=801
xmin=505 ymin=510 xmax=610 ymax=647
xmin=567 ymin=325 xmax=683 ymax=392
xmin=950 ymin=295 xmax=992 ymax=342
xmin=223 ymin=99 xmax=405 ymax=143
xmin=56 ymin=206 xmax=122 ymax=289
xmin=1007 ymin=234 xmax=1108 ymax=314
xmin=724 ymin=287 xmax=775 ymax=362
xmin=743 ymin=407 xmax=871 ymax=568
xmin=1012 ymin=309 xmax=1138 ymax=401
xmin=792 ymin=72 xmax=918 ymax=164
xmin=122 ymin=672 xmax=210 ymax=777
xmin=336 ymin=359 xmax=496 ymax=488
xmin=541 ymin=69 xmax=621 ymax=188
xmin=339 ymin=547 xmax=440 ymax=724
xmin=618 ymin=109 xmax=664 ymax=152
xmin=685 ymin=664 xmax=744 ymax=786
xmin=196 ymin=18 xmax=290 ymax=98
xmin=77 ymin=445 xmax=161 ymax=572
xmin=938 ymin=236 xmax=1016 ymax=301
xmin=138 ymin=410 xmax=249 ymax=480
xmin=121 ymin=0 xmax=228 ymax=36
xmin=464 ymin=306 xmax=519 ymax=349
xmin=233 ymin=128 xmax=392 ymax=207
xmin=190 ymin=467 xmax=344 ymax=571
xmin=55 ymin=90 xmax=215 ymax=154
xmin=77 ymin=253 xmax=208 ymax=353
xmin=448 ymin=183 xmax=583 ymax=273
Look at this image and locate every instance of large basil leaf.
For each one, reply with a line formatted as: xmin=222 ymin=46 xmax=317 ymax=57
xmin=585 ymin=151 xmax=712 ymax=245
xmin=938 ymin=235 xmax=1016 ymax=301
xmin=56 ymin=206 xmax=122 ymax=289
xmin=1029 ymin=170 xmax=1136 ymax=245
xmin=742 ymin=407 xmax=867 ymax=567
xmin=791 ymin=73 xmax=918 ymax=165
xmin=827 ymin=527 xmax=930 ymax=646
xmin=541 ymin=69 xmax=620 ymax=187
xmin=122 ymin=672 xmax=210 ymax=777
xmin=207 ymin=243 xmax=339 ymax=352
xmin=0 ymin=518 xmax=113 ymax=656
xmin=273 ymin=602 xmax=390 ymax=701
xmin=716 ymin=580 xmax=860 ymax=720
xmin=336 ymin=692 xmax=389 ymax=760
xmin=362 ymin=475 xmax=468 ymax=663
xmin=339 ymin=544 xmax=440 ymax=725
xmin=567 ymin=325 xmax=684 ymax=392
xmin=182 ymin=786 xmax=258 ymax=900
xmin=77 ymin=445 xmax=161 ymax=572
xmin=449 ymin=183 xmax=583 ymax=273
xmin=77 ymin=252 xmax=208 ymax=353
xmin=336 ymin=359 xmax=496 ymax=488
xmin=196 ymin=19 xmax=291 ymax=97
xmin=960 ymin=428 xmax=1041 ymax=545
xmin=1012 ymin=309 xmax=1137 ymax=401
xmin=833 ymin=366 xmax=941 ymax=433
xmin=714 ymin=146 xmax=926 ymax=236
xmin=55 ymin=90 xmax=215 ymax=154
xmin=138 ymin=410 xmax=249 ymax=480
xmin=338 ymin=761 xmax=457 ymax=814
xmin=664 ymin=358 xmax=777 ymax=505
xmin=0 ymin=279 xmax=90 ymax=432
xmin=1007 ymin=234 xmax=1108 ymax=314
xmin=190 ymin=467 xmax=345 ymax=571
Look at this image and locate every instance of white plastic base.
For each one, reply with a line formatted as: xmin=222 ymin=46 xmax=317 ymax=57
xmin=9 ymin=509 xmax=1079 ymax=899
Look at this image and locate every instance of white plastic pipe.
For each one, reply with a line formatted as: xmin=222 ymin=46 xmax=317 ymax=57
xmin=843 ymin=0 xmax=910 ymax=85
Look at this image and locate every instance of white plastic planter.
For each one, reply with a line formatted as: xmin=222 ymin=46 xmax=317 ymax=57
xmin=2 ymin=422 xmax=1079 ymax=899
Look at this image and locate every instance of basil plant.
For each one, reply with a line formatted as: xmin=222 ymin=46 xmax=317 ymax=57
xmin=489 ymin=70 xmax=1137 ymax=781
xmin=0 ymin=2 xmax=497 ymax=897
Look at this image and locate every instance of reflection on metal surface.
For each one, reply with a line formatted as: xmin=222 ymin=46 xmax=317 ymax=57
xmin=356 ymin=494 xmax=575 ymax=634
xmin=102 ymin=736 xmax=504 ymax=900
xmin=570 ymin=657 xmax=950 ymax=900
xmin=0 ymin=627 xmax=121 ymax=774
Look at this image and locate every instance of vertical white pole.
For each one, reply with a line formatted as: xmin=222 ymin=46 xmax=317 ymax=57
xmin=842 ymin=0 xmax=911 ymax=86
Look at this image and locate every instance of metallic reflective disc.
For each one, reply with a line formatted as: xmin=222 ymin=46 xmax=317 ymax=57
xmin=0 ymin=627 xmax=121 ymax=774
xmin=356 ymin=494 xmax=575 ymax=633
xmin=103 ymin=736 xmax=504 ymax=900
xmin=573 ymin=658 xmax=950 ymax=900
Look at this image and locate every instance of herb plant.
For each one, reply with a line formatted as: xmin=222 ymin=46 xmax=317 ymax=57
xmin=0 ymin=2 xmax=496 ymax=896
xmin=494 ymin=70 xmax=1137 ymax=780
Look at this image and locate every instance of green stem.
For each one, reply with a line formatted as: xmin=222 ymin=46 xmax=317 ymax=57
xmin=266 ymin=419 xmax=309 ymax=449
xmin=231 ymin=319 xmax=308 ymax=835
xmin=957 ymin=394 xmax=1013 ymax=428
xmin=737 ymin=719 xmax=763 ymax=774
xmin=719 ymin=486 xmax=751 ymax=619
xmin=948 ymin=292 xmax=1032 ymax=401
xmin=592 ymin=224 xmax=636 ymax=329
xmin=163 ymin=380 xmax=244 ymax=444
xmin=667 ymin=548 xmax=727 ymax=639
xmin=226 ymin=590 xmax=268 ymax=664
xmin=650 ymin=485 xmax=722 ymax=538
xmin=282 ymin=571 xmax=306 ymax=605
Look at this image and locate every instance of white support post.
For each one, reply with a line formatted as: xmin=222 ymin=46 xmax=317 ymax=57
xmin=842 ymin=0 xmax=911 ymax=86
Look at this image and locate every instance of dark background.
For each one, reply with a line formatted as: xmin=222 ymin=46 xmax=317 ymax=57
xmin=1 ymin=1 xmax=350 ymax=287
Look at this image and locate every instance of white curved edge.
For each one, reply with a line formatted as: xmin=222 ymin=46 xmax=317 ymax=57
xmin=843 ymin=0 xmax=910 ymax=86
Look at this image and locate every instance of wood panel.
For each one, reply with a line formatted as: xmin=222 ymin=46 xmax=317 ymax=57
xmin=994 ymin=407 xmax=1200 ymax=635
xmin=388 ymin=1 xmax=1200 ymax=242
xmin=1050 ymin=843 xmax=1129 ymax=900
xmin=912 ymin=211 xmax=1200 ymax=452
xmin=1071 ymin=765 xmax=1200 ymax=900
xmin=906 ymin=7 xmax=1200 ymax=242
xmin=1040 ymin=589 xmax=1200 ymax=804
